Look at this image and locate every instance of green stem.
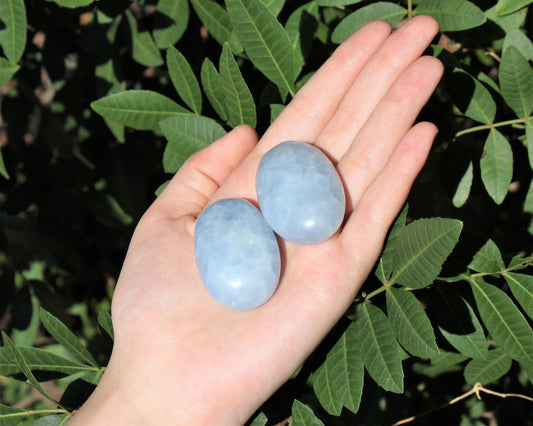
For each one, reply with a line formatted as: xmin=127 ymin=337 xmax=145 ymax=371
xmin=407 ymin=0 xmax=413 ymax=19
xmin=455 ymin=116 xmax=532 ymax=138
xmin=364 ymin=283 xmax=388 ymax=301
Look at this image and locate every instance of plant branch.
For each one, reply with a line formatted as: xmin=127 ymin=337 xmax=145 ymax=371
xmin=455 ymin=116 xmax=532 ymax=138
xmin=407 ymin=0 xmax=413 ymax=19
xmin=393 ymin=383 xmax=533 ymax=425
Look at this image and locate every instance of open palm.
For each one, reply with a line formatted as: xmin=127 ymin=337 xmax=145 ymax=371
xmin=72 ymin=16 xmax=443 ymax=425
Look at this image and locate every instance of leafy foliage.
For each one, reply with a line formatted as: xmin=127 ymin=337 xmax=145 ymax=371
xmin=0 ymin=0 xmax=532 ymax=424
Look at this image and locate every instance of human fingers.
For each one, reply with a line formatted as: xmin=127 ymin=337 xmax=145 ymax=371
xmin=316 ymin=15 xmax=440 ymax=160
xmin=340 ymin=121 xmax=438 ymax=266
xmin=147 ymin=125 xmax=258 ymax=221
xmin=337 ymin=55 xmax=443 ymax=211
xmin=256 ymin=20 xmax=392 ymax=153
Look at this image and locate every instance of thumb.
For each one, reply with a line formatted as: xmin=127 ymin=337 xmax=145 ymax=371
xmin=152 ymin=124 xmax=258 ymax=219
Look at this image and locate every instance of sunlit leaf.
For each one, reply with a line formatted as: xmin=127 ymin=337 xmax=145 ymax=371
xmin=495 ymin=0 xmax=533 ymax=16
xmin=414 ymin=0 xmax=486 ymax=31
xmin=464 ymin=348 xmax=512 ymax=385
xmin=0 ymin=57 xmax=19 ymax=86
xmin=447 ymin=69 xmax=496 ymax=124
xmin=226 ymin=0 xmax=296 ymax=95
xmin=201 ymin=58 xmax=228 ymax=121
xmin=291 ymin=400 xmax=325 ymax=426
xmin=47 ymin=0 xmax=94 ymax=7
xmin=376 ymin=204 xmax=408 ymax=283
xmin=470 ymin=278 xmax=533 ymax=364
xmin=154 ymin=0 xmax=189 ymax=48
xmin=332 ymin=2 xmax=407 ymax=44
xmin=97 ymin=310 xmax=114 ymax=340
xmin=312 ymin=322 xmax=364 ymax=415
xmin=190 ymin=0 xmax=232 ymax=47
xmin=503 ymin=272 xmax=533 ymax=321
xmin=480 ymin=129 xmax=513 ymax=205
xmin=434 ymin=284 xmax=488 ymax=360
xmin=391 ymin=218 xmax=463 ymax=289
xmin=355 ymin=302 xmax=404 ymax=393
xmin=468 ymin=239 xmax=505 ymax=273
xmin=125 ymin=10 xmax=163 ymax=67
xmin=219 ymin=43 xmax=256 ymax=127
xmin=0 ymin=346 xmax=96 ymax=376
xmin=160 ymin=114 xmax=226 ymax=173
xmin=91 ymin=90 xmax=190 ymax=130
xmin=166 ymin=46 xmax=202 ymax=114
xmin=0 ymin=403 xmax=28 ymax=426
xmin=39 ymin=308 xmax=98 ymax=367
xmin=499 ymin=46 xmax=533 ymax=118
xmin=503 ymin=29 xmax=533 ymax=61
xmin=285 ymin=2 xmax=319 ymax=74
xmin=386 ymin=287 xmax=439 ymax=359
xmin=0 ymin=0 xmax=27 ymax=64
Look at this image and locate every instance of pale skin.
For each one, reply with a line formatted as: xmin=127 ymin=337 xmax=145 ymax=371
xmin=71 ymin=16 xmax=444 ymax=425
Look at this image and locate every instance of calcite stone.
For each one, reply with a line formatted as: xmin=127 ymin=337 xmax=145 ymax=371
xmin=256 ymin=141 xmax=346 ymax=245
xmin=194 ymin=198 xmax=281 ymax=310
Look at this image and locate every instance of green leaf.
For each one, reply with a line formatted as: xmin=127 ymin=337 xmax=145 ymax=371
xmin=434 ymin=285 xmax=488 ymax=360
xmin=317 ymin=0 xmax=363 ymax=5
xmin=495 ymin=0 xmax=533 ymax=16
xmin=166 ymin=46 xmax=202 ymax=114
xmin=190 ymin=0 xmax=232 ymax=47
xmin=0 ymin=56 xmax=18 ymax=86
xmin=1 ymin=332 xmax=59 ymax=405
xmin=97 ymin=309 xmax=114 ymax=340
xmin=84 ymin=192 xmax=133 ymax=228
xmin=355 ymin=302 xmax=404 ymax=393
xmin=376 ymin=204 xmax=408 ymax=283
xmin=470 ymin=278 xmax=533 ymax=364
xmin=391 ymin=218 xmax=463 ymax=289
xmin=248 ymin=412 xmax=268 ymax=426
xmin=468 ymin=239 xmax=505 ymax=273
xmin=201 ymin=58 xmax=228 ymax=121
xmin=480 ymin=129 xmax=513 ymax=205
xmin=527 ymin=121 xmax=533 ymax=170
xmin=47 ymin=0 xmax=94 ymax=7
xmin=312 ymin=322 xmax=364 ymax=416
xmin=0 ymin=146 xmax=9 ymax=179
xmin=0 ymin=0 xmax=27 ymax=64
xmin=413 ymin=0 xmax=486 ymax=31
xmin=386 ymin=287 xmax=439 ymax=359
xmin=160 ymin=115 xmax=226 ymax=173
xmin=91 ymin=90 xmax=190 ymax=131
xmin=503 ymin=29 xmax=533 ymax=61
xmin=261 ymin=0 xmax=284 ymax=17
xmin=291 ymin=400 xmax=325 ymax=426
xmin=0 ymin=346 xmax=95 ymax=376
xmin=464 ymin=348 xmax=512 ymax=385
xmin=499 ymin=46 xmax=533 ymax=118
xmin=125 ymin=10 xmax=163 ymax=67
xmin=332 ymin=2 xmax=407 ymax=44
xmin=447 ymin=69 xmax=496 ymax=124
xmin=285 ymin=2 xmax=319 ymax=74
xmin=153 ymin=0 xmax=189 ymax=49
xmin=39 ymin=308 xmax=98 ymax=367
xmin=0 ymin=403 xmax=28 ymax=426
xmin=219 ymin=43 xmax=256 ymax=127
xmin=225 ymin=0 xmax=296 ymax=95
xmin=30 ymin=414 xmax=70 ymax=425
xmin=431 ymin=350 xmax=469 ymax=366
xmin=503 ymin=273 xmax=533 ymax=321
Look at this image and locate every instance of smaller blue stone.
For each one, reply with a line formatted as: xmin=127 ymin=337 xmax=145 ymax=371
xmin=256 ymin=141 xmax=346 ymax=245
xmin=194 ymin=199 xmax=281 ymax=310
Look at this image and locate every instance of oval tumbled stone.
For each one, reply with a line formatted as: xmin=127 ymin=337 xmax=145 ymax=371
xmin=256 ymin=141 xmax=346 ymax=245
xmin=194 ymin=198 xmax=281 ymax=310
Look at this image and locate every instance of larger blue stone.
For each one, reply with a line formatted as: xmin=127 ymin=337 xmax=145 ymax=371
xmin=256 ymin=141 xmax=346 ymax=245
xmin=194 ymin=198 xmax=281 ymax=310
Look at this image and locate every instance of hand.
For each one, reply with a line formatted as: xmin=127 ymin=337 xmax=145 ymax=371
xmin=71 ymin=16 xmax=443 ymax=425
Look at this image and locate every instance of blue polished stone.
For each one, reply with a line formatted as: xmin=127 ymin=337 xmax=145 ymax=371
xmin=194 ymin=198 xmax=281 ymax=310
xmin=256 ymin=141 xmax=346 ymax=245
